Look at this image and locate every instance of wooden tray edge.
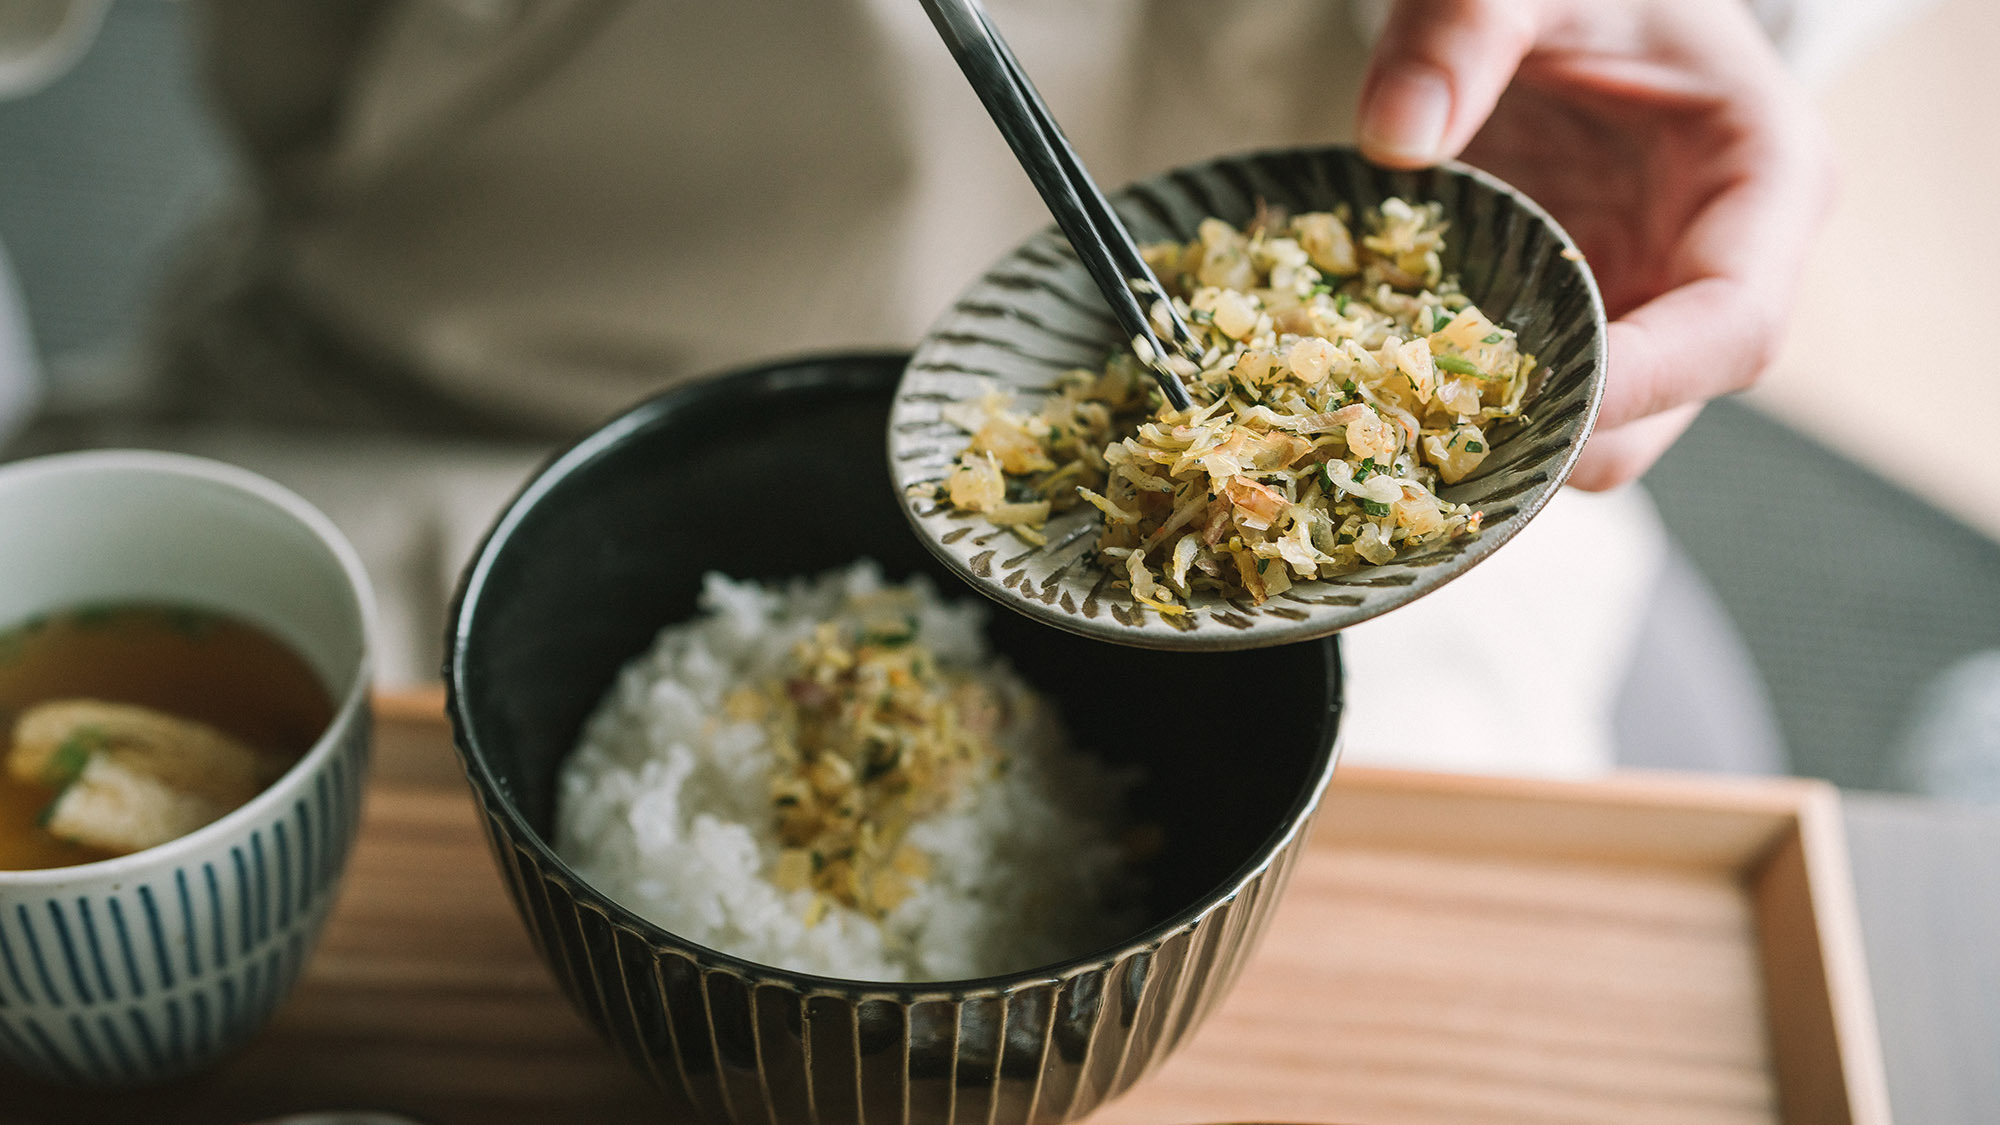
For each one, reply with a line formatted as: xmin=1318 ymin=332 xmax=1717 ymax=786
xmin=373 ymin=690 xmax=1893 ymax=1122
xmin=1751 ymin=785 xmax=1894 ymax=1125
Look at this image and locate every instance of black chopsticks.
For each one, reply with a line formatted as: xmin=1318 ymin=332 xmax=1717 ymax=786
xmin=918 ymin=0 xmax=1199 ymax=411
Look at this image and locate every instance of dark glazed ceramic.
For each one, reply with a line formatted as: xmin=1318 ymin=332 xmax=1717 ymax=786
xmin=892 ymin=145 xmax=1609 ymax=650
xmin=447 ymin=353 xmax=1343 ymax=1124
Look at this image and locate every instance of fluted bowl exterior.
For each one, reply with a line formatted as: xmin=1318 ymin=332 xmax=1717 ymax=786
xmin=462 ymin=743 xmax=1331 ymax=1124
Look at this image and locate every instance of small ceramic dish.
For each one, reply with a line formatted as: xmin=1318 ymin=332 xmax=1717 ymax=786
xmin=447 ymin=354 xmax=1344 ymax=1124
xmin=890 ymin=145 xmax=1607 ymax=651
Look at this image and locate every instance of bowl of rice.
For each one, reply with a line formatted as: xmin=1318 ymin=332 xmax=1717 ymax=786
xmin=446 ymin=353 xmax=1343 ymax=1124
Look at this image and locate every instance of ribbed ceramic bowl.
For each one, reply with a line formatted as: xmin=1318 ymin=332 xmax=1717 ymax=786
xmin=891 ymin=145 xmax=1608 ymax=651
xmin=447 ymin=354 xmax=1344 ymax=1124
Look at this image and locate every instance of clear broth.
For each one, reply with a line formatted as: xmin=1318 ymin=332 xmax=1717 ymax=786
xmin=0 ymin=604 xmax=336 ymax=871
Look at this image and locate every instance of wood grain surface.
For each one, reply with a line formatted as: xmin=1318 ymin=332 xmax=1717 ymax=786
xmin=2 ymin=699 xmax=1882 ymax=1125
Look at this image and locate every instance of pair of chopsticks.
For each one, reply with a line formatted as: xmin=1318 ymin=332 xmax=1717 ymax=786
xmin=917 ymin=0 xmax=1199 ymax=411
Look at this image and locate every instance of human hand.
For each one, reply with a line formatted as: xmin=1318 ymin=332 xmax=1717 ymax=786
xmin=1356 ymin=0 xmax=1836 ymax=489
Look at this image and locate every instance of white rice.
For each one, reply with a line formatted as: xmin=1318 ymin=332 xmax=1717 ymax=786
xmin=553 ymin=562 xmax=1142 ymax=982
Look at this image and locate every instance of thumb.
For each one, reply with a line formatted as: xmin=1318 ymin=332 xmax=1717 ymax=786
xmin=1358 ymin=0 xmax=1541 ymax=168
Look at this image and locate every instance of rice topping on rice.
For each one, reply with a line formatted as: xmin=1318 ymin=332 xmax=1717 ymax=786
xmin=554 ymin=563 xmax=1144 ymax=982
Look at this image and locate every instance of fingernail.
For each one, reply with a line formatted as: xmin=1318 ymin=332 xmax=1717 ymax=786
xmin=1361 ymin=69 xmax=1451 ymax=164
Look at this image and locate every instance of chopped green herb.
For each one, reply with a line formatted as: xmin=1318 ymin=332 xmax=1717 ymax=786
xmin=1464 ymin=440 xmax=1485 ymax=453
xmin=1336 ymin=533 xmax=1356 ymax=545
xmin=1256 ymin=557 xmax=1269 ymax=574
xmin=1342 ymin=379 xmax=1357 ymax=393
xmin=165 ymin=607 xmax=218 ymax=638
xmin=1432 ymin=307 xmax=1454 ymax=333
xmin=860 ymin=615 xmax=919 ymax=647
xmin=1482 ymin=332 xmax=1505 ymax=344
xmin=1360 ymin=499 xmax=1392 ymax=518
xmin=1435 ymin=355 xmax=1481 ymax=376
xmin=859 ymin=743 xmax=901 ymax=783
xmin=1334 ymin=293 xmax=1351 ymax=315
xmin=43 ymin=730 xmax=102 ymax=788
xmin=1309 ymin=283 xmax=1332 ymax=297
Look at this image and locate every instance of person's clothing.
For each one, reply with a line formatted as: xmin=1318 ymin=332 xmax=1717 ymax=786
xmin=0 ymin=236 xmax=39 ymax=448
xmin=146 ymin=0 xmax=1932 ymax=438
xmin=1612 ymin=545 xmax=1790 ymax=776
xmin=1 ymin=0 xmax=1942 ymax=437
xmin=1896 ymin=651 xmax=2000 ymax=802
xmin=0 ymin=0 xmax=82 ymax=442
xmin=0 ymin=0 xmax=108 ymax=99
xmin=1341 ymin=483 xmax=1681 ymax=777
xmin=2 ymin=0 xmax=1938 ymax=439
xmin=13 ymin=0 xmax=1912 ymax=778
xmin=159 ymin=0 xmax=1385 ymax=435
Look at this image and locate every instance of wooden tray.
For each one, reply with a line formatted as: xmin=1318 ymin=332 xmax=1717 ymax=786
xmin=6 ymin=694 xmax=1890 ymax=1125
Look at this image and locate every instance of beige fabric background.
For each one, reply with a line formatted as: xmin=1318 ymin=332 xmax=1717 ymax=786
xmin=178 ymin=0 xmax=1381 ymax=432
xmin=165 ymin=0 xmax=1671 ymax=778
xmin=1 ymin=0 xmax=1950 ymax=778
xmin=1747 ymin=0 xmax=2000 ymax=542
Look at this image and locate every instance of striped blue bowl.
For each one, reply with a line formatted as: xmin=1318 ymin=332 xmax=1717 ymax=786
xmin=0 ymin=451 xmax=376 ymax=1085
xmin=0 ymin=712 xmax=369 ymax=1084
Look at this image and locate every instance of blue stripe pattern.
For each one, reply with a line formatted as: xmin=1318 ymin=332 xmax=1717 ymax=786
xmin=0 ymin=715 xmax=368 ymax=1085
xmin=77 ymin=899 xmax=115 ymax=1002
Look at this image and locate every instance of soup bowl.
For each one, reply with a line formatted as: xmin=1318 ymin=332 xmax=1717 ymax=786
xmin=0 ymin=451 xmax=374 ymax=1085
xmin=446 ymin=353 xmax=1344 ymax=1124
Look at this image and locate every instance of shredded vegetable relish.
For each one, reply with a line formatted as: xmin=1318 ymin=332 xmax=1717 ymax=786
xmin=725 ymin=587 xmax=1002 ymax=919
xmin=926 ymin=198 xmax=1535 ymax=611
